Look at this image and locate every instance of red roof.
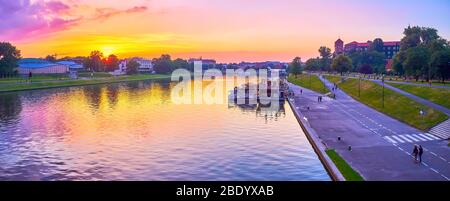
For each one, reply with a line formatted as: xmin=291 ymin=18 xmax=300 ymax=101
xmin=383 ymin=41 xmax=400 ymax=46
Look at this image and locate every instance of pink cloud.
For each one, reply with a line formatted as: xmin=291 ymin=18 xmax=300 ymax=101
xmin=94 ymin=6 xmax=148 ymax=21
xmin=0 ymin=0 xmax=80 ymax=41
xmin=0 ymin=0 xmax=148 ymax=42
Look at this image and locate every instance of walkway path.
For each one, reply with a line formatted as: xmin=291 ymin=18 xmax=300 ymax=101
xmin=288 ymin=76 xmax=450 ymax=180
xmin=370 ymin=80 xmax=450 ymax=116
xmin=384 ymin=80 xmax=450 ymax=89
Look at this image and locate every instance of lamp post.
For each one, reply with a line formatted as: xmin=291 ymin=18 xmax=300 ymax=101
xmin=359 ymin=75 xmax=361 ymax=98
xmin=382 ymin=74 xmax=385 ymax=108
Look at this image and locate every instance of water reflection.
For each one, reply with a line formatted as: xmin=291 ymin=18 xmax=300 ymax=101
xmin=0 ymin=93 xmax=22 ymax=122
xmin=0 ymin=79 xmax=329 ymax=181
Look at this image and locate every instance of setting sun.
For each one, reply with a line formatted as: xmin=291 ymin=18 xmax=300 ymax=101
xmin=101 ymin=46 xmax=116 ymax=56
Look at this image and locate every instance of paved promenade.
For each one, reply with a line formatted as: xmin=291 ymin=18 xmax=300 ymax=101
xmin=288 ymin=77 xmax=450 ymax=180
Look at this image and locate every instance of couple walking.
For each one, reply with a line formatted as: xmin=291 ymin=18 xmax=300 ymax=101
xmin=412 ymin=144 xmax=424 ymax=163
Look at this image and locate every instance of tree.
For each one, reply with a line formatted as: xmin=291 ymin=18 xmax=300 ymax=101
xmin=392 ymin=51 xmax=406 ymax=76
xmin=83 ymin=51 xmax=104 ymax=72
xmin=45 ymin=54 xmax=57 ymax=62
xmin=153 ymin=54 xmax=172 ymax=74
xmin=359 ymin=64 xmax=373 ymax=74
xmin=126 ymin=59 xmax=140 ymax=75
xmin=332 ymin=55 xmax=352 ymax=75
xmin=304 ymin=58 xmax=321 ymax=71
xmin=370 ymin=38 xmax=384 ymax=52
xmin=403 ymin=46 xmax=430 ymax=81
xmin=104 ymin=54 xmax=119 ymax=72
xmin=429 ymin=49 xmax=450 ymax=83
xmin=0 ymin=42 xmax=21 ymax=75
xmin=288 ymin=57 xmax=302 ymax=77
xmin=172 ymin=58 xmax=189 ymax=71
xmin=319 ymin=46 xmax=332 ymax=59
xmin=318 ymin=46 xmax=332 ymax=71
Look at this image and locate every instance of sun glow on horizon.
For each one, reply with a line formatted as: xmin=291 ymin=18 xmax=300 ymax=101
xmin=100 ymin=46 xmax=117 ymax=56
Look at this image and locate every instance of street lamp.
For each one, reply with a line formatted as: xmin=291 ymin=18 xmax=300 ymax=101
xmin=359 ymin=75 xmax=361 ymax=97
xmin=382 ymin=74 xmax=385 ymax=108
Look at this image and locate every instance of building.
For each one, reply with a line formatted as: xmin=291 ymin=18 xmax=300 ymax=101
xmin=18 ymin=58 xmax=69 ymax=74
xmin=115 ymin=58 xmax=154 ymax=75
xmin=188 ymin=58 xmax=216 ymax=70
xmin=334 ymin=38 xmax=400 ymax=59
xmin=334 ymin=38 xmax=344 ymax=55
xmin=57 ymin=61 xmax=83 ymax=71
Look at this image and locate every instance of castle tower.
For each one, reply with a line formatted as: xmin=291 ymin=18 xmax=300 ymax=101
xmin=334 ymin=38 xmax=344 ymax=55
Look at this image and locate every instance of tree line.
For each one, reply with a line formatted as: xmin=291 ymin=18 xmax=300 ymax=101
xmin=290 ymin=26 xmax=449 ymax=82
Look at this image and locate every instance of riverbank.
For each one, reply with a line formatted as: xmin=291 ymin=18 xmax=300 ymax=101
xmin=287 ymin=96 xmax=346 ymax=181
xmin=0 ymin=74 xmax=171 ymax=93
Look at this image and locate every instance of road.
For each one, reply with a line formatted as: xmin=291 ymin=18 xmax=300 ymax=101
xmin=288 ymin=76 xmax=450 ymax=180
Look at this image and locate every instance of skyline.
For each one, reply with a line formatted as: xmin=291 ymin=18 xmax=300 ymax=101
xmin=1 ymin=0 xmax=450 ymax=62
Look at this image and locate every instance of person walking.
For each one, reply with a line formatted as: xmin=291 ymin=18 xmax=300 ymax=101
xmin=418 ymin=145 xmax=424 ymax=163
xmin=412 ymin=145 xmax=419 ymax=163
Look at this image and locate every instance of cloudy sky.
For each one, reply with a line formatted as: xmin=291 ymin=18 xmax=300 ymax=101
xmin=1 ymin=0 xmax=449 ymax=62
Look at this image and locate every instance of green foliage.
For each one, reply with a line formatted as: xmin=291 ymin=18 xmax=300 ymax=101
xmin=126 ymin=59 xmax=140 ymax=75
xmin=325 ymin=149 xmax=364 ymax=181
xmin=153 ymin=54 xmax=173 ymax=74
xmin=349 ymin=51 xmax=386 ymax=74
xmin=83 ymin=50 xmax=104 ymax=72
xmin=332 ymin=55 xmax=352 ymax=74
xmin=318 ymin=46 xmax=332 ymax=71
xmin=45 ymin=54 xmax=57 ymax=62
xmin=394 ymin=26 xmax=449 ymax=82
xmin=0 ymin=42 xmax=21 ymax=75
xmin=429 ymin=49 xmax=450 ymax=82
xmin=171 ymin=58 xmax=189 ymax=71
xmin=105 ymin=54 xmax=119 ymax=72
xmin=304 ymin=57 xmax=321 ymax=71
xmin=403 ymin=46 xmax=430 ymax=80
xmin=288 ymin=57 xmax=303 ymax=76
xmin=370 ymin=38 xmax=384 ymax=52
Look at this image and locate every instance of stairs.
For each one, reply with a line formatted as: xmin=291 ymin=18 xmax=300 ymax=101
xmin=429 ymin=119 xmax=450 ymax=140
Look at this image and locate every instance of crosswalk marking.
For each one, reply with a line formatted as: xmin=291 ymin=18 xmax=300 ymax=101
xmin=398 ymin=135 xmax=413 ymax=143
xmin=383 ymin=133 xmax=441 ymax=144
xmin=404 ymin=134 xmax=420 ymax=142
xmin=384 ymin=136 xmax=397 ymax=144
xmin=411 ymin=134 xmax=427 ymax=141
xmin=418 ymin=134 xmax=434 ymax=141
xmin=391 ymin=136 xmax=405 ymax=143
xmin=424 ymin=133 xmax=440 ymax=140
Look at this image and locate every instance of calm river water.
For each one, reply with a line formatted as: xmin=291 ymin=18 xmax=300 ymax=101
xmin=0 ymin=79 xmax=329 ymax=180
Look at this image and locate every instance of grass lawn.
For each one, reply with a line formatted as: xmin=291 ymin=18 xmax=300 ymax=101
xmin=78 ymin=72 xmax=113 ymax=78
xmin=0 ymin=74 xmax=171 ymax=93
xmin=387 ymin=83 xmax=450 ymax=109
xmin=288 ymin=74 xmax=329 ymax=94
xmin=0 ymin=74 xmax=70 ymax=83
xmin=323 ymin=75 xmax=343 ymax=85
xmin=335 ymin=78 xmax=447 ymax=130
xmin=325 ymin=149 xmax=364 ymax=181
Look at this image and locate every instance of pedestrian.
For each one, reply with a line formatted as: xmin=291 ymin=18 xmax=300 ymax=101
xmin=300 ymin=89 xmax=303 ymax=94
xmin=418 ymin=145 xmax=423 ymax=163
xmin=28 ymin=71 xmax=32 ymax=83
xmin=412 ymin=145 xmax=419 ymax=163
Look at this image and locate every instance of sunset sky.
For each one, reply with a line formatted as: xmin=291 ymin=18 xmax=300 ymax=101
xmin=1 ymin=0 xmax=449 ymax=63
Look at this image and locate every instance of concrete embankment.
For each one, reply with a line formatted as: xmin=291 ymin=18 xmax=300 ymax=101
xmin=287 ymin=97 xmax=345 ymax=181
